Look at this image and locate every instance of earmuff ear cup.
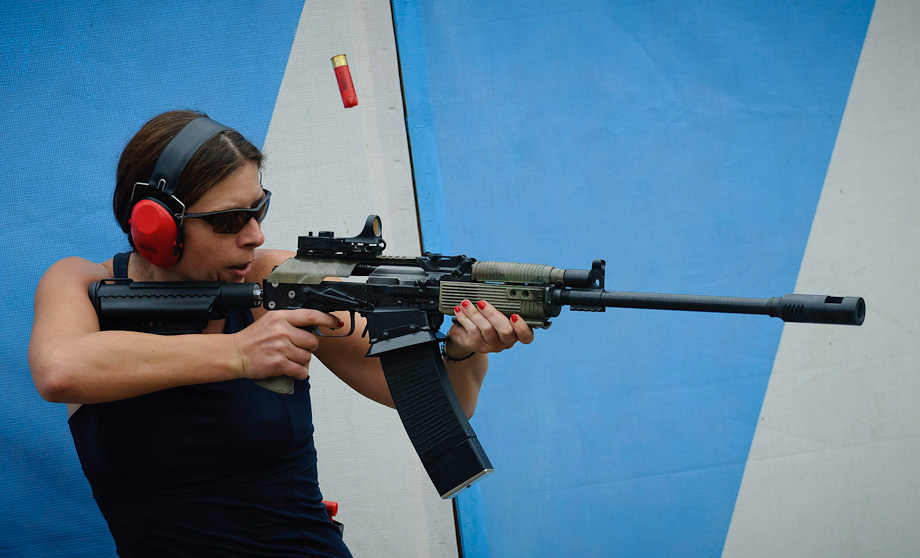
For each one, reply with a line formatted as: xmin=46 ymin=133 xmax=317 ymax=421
xmin=129 ymin=198 xmax=183 ymax=267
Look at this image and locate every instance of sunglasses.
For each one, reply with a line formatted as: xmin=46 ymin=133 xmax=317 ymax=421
xmin=181 ymin=189 xmax=271 ymax=234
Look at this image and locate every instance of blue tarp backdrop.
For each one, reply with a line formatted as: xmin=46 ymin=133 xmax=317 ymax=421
xmin=2 ymin=1 xmax=874 ymax=557
xmin=393 ymin=1 xmax=873 ymax=556
xmin=1 ymin=3 xmax=304 ymax=556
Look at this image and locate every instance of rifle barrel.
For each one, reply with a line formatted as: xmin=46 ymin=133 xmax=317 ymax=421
xmin=558 ymin=290 xmax=865 ymax=326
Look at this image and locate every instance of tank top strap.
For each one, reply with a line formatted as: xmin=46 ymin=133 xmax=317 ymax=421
xmin=113 ymin=252 xmax=131 ymax=279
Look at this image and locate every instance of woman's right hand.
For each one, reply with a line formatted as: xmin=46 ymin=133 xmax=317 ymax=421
xmin=230 ymin=309 xmax=344 ymax=381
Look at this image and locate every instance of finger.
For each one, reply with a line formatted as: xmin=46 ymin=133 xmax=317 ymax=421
xmin=452 ymin=301 xmax=486 ymax=347
xmin=291 ymin=349 xmax=314 ymax=375
xmin=452 ymin=301 xmax=477 ymax=332
xmin=457 ymin=299 xmax=500 ymax=346
xmin=276 ymin=357 xmax=311 ymax=381
xmin=474 ymin=300 xmax=517 ymax=346
xmin=282 ymin=308 xmax=343 ymax=330
xmin=510 ymin=314 xmax=535 ymax=344
xmin=282 ymin=336 xmax=316 ymax=374
xmin=317 ymin=310 xmax=350 ymax=335
xmin=458 ymin=300 xmax=494 ymax=339
xmin=287 ymin=325 xmax=321 ymax=352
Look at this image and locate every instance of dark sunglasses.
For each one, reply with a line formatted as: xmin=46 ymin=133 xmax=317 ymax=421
xmin=181 ymin=189 xmax=271 ymax=234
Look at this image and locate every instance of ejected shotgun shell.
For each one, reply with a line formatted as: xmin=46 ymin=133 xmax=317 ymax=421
xmin=331 ymin=54 xmax=358 ymax=108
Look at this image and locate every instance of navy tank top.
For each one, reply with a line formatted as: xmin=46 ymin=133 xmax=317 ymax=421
xmin=69 ymin=253 xmax=351 ymax=557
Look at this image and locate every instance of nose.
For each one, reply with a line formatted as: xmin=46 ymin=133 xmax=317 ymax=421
xmin=238 ymin=214 xmax=265 ymax=248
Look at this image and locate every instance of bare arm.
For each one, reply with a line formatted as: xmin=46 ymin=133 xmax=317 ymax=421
xmin=28 ymin=256 xmax=338 ymax=404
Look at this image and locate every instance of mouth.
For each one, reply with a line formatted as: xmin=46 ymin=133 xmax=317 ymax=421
xmin=228 ymin=262 xmax=252 ymax=278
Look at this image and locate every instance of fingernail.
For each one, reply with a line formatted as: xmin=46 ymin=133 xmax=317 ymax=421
xmin=336 ymin=319 xmax=345 ymax=328
xmin=511 ymin=314 xmax=519 ymax=323
xmin=462 ymin=300 xmax=471 ymax=309
xmin=454 ymin=305 xmax=462 ymax=314
xmin=477 ymin=300 xmax=486 ymax=310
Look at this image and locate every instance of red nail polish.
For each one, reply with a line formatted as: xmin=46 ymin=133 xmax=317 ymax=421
xmin=462 ymin=300 xmax=471 ymax=309
xmin=511 ymin=314 xmax=519 ymax=323
xmin=477 ymin=300 xmax=486 ymax=310
xmin=336 ymin=319 xmax=345 ymax=328
xmin=454 ymin=305 xmax=462 ymax=314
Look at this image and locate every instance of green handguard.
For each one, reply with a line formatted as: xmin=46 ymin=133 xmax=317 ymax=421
xmin=437 ymin=260 xmax=568 ymax=329
xmin=438 ymin=281 xmax=557 ymax=329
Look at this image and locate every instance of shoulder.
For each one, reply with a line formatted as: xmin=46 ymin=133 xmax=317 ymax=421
xmin=33 ymin=256 xmax=115 ymax=316
xmin=40 ymin=256 xmax=114 ymax=289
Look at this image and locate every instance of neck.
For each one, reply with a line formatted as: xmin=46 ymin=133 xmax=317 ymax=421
xmin=128 ymin=252 xmax=185 ymax=282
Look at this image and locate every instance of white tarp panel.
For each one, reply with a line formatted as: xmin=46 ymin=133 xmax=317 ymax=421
xmin=260 ymin=2 xmax=458 ymax=556
xmin=724 ymin=1 xmax=920 ymax=555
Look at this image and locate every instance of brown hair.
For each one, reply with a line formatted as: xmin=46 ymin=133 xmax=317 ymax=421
xmin=113 ymin=110 xmax=263 ymax=234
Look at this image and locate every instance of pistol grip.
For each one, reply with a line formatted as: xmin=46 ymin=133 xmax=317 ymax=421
xmin=252 ymin=313 xmax=356 ymax=395
xmin=254 ymin=377 xmax=295 ymax=394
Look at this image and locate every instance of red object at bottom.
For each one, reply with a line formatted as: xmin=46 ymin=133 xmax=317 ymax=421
xmin=323 ymin=500 xmax=344 ymax=536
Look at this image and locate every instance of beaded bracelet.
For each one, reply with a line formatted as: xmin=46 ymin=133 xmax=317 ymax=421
xmin=441 ymin=343 xmax=475 ymax=362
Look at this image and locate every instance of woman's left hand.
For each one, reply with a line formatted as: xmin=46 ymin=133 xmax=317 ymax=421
xmin=445 ymin=299 xmax=535 ymax=357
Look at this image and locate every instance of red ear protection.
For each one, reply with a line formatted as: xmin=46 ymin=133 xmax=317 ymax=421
xmin=129 ymin=198 xmax=183 ymax=267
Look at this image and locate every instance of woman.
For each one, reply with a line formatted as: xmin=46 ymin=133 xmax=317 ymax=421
xmin=29 ymin=110 xmax=533 ymax=557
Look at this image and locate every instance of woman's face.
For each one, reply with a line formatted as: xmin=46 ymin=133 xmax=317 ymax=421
xmin=170 ymin=161 xmax=266 ymax=282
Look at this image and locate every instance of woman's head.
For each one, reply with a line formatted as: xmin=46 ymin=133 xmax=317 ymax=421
xmin=113 ymin=110 xmax=263 ymax=235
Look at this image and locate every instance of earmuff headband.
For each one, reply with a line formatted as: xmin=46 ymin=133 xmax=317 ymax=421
xmin=119 ymin=117 xmax=232 ymax=233
xmin=149 ymin=117 xmax=233 ymax=196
